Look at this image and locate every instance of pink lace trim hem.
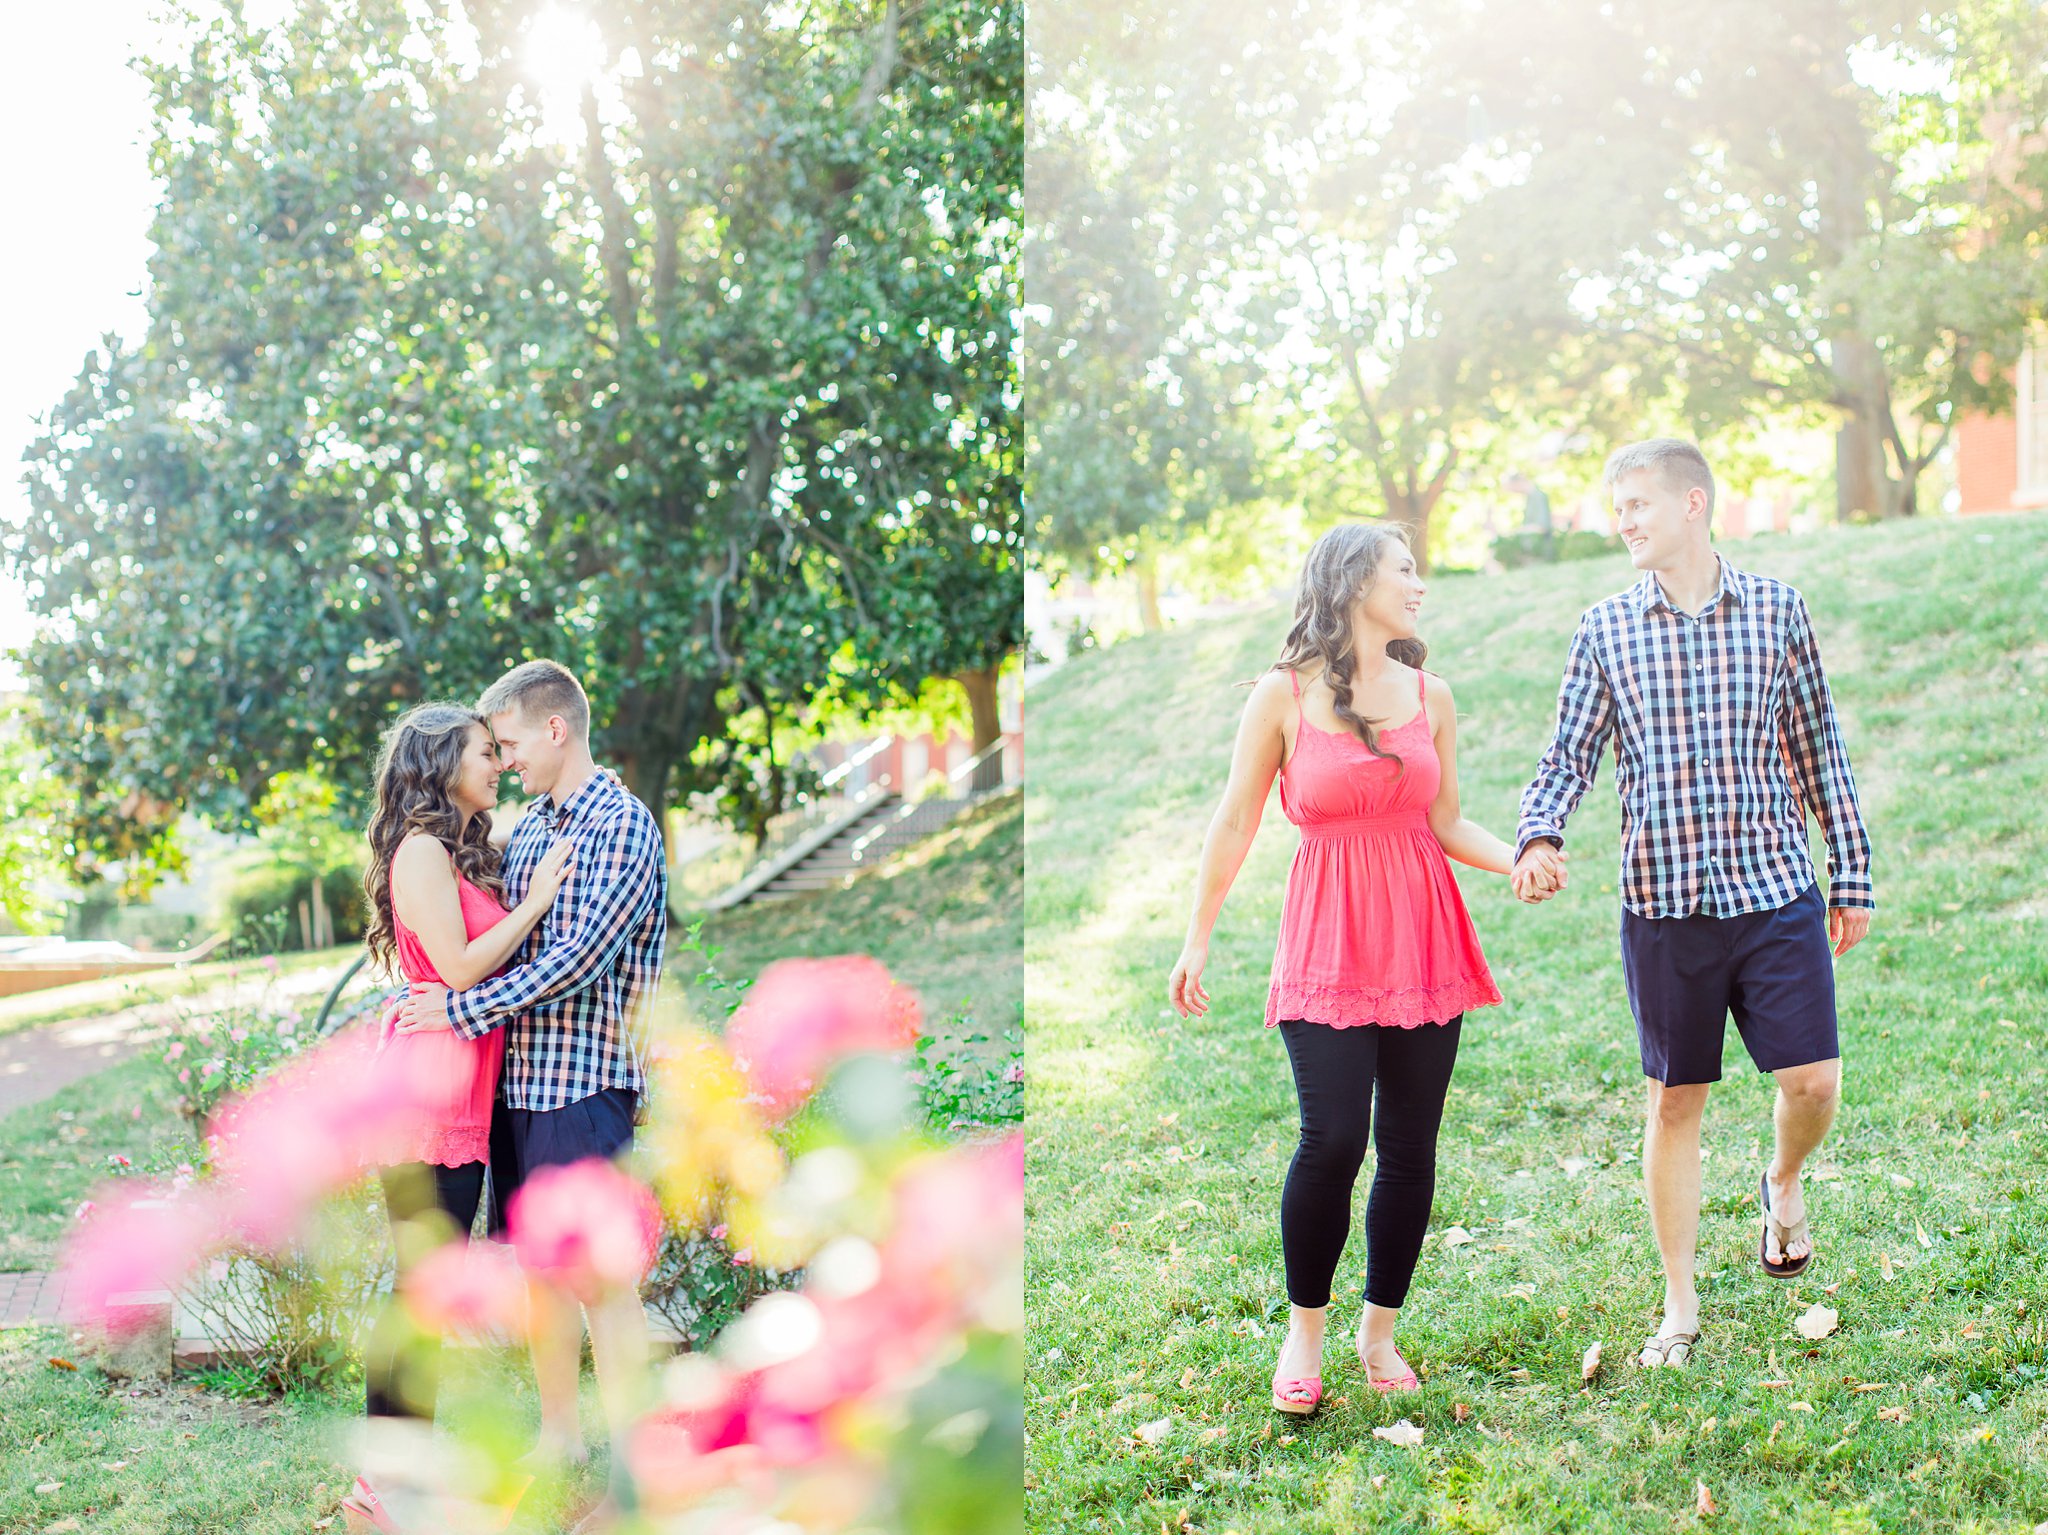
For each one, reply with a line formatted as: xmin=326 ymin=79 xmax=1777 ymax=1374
xmin=1264 ymin=975 xmax=1503 ymax=1031
xmin=384 ymin=1126 xmax=492 ymax=1169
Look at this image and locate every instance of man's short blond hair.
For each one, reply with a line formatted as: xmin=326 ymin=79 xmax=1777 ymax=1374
xmin=477 ymin=659 xmax=590 ymax=739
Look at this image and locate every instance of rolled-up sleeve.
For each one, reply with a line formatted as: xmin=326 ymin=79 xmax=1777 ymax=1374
xmin=1516 ymin=615 xmax=1616 ymax=862
xmin=1779 ymin=595 xmax=1874 ymax=909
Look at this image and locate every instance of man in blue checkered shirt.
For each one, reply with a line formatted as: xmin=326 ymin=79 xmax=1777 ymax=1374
xmin=396 ymin=657 xmax=666 ymax=1462
xmin=1510 ymin=439 xmax=1874 ymax=1372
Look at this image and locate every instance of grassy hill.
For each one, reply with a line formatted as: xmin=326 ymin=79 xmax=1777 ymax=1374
xmin=1024 ymin=514 xmax=2048 ymax=1533
xmin=686 ymin=788 xmax=1022 ymax=1035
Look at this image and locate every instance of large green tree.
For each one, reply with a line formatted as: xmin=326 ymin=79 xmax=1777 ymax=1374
xmin=11 ymin=0 xmax=1019 ymax=876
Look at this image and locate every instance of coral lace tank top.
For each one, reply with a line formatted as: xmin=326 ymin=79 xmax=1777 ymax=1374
xmin=375 ymin=866 xmax=511 ymax=1167
xmin=1265 ymin=666 xmax=1502 ymax=1030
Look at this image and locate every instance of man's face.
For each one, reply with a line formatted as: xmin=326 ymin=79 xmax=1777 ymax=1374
xmin=1612 ymin=467 xmax=1706 ymax=571
xmin=489 ymin=707 xmax=567 ymax=798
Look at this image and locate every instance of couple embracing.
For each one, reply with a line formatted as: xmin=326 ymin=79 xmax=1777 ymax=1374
xmin=345 ymin=659 xmax=666 ymax=1529
xmin=1168 ymin=439 xmax=1873 ymax=1415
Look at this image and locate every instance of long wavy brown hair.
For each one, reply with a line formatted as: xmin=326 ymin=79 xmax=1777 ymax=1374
xmin=1271 ymin=523 xmax=1429 ymax=771
xmin=362 ymin=703 xmax=507 ymax=975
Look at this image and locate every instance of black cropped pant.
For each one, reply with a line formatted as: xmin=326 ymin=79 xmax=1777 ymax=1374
xmin=1277 ymin=1015 xmax=1462 ymax=1310
xmin=364 ymin=1159 xmax=486 ymax=1421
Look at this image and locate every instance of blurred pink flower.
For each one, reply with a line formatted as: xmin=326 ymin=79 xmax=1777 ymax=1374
xmin=723 ymin=958 xmax=923 ymax=1121
xmin=177 ymin=1069 xmax=190 ymax=1084
xmin=402 ymin=1241 xmax=529 ymax=1339
xmin=507 ymin=1159 xmax=661 ymax=1303
xmin=229 ymin=1028 xmax=249 ymax=1043
xmin=731 ymin=1248 xmax=753 ymax=1267
xmin=206 ymin=1028 xmax=428 ymax=1247
xmin=165 ymin=1042 xmax=185 ymax=1060
xmin=107 ymin=1154 xmax=130 ymax=1170
xmin=1003 ymin=1062 xmax=1025 ymax=1084
xmin=59 ymin=1184 xmax=227 ymax=1335
xmin=710 ymin=1223 xmax=728 ymax=1241
xmin=261 ymin=956 xmax=281 ymax=974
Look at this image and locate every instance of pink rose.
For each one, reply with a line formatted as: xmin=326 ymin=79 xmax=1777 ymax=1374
xmin=723 ymin=958 xmax=923 ymax=1121
xmin=507 ymin=1159 xmax=662 ymax=1302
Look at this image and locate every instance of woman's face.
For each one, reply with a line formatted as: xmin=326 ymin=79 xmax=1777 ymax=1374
xmin=449 ymin=723 xmax=504 ymax=819
xmin=1356 ymin=544 xmax=1426 ymax=639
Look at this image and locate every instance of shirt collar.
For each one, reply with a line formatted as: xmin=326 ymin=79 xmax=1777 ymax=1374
xmin=1634 ymin=553 xmax=1744 ymax=617
xmin=534 ymin=769 xmax=613 ymax=828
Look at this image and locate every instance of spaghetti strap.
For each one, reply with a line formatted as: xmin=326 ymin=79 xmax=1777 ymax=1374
xmin=1416 ymin=668 xmax=1426 ymax=705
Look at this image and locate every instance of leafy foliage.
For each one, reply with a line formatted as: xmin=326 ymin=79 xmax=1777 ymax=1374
xmin=8 ymin=0 xmax=1020 ymax=881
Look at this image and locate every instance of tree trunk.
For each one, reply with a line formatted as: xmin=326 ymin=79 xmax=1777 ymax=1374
xmin=957 ymin=665 xmax=1006 ymax=793
xmin=310 ymin=873 xmax=330 ymax=950
xmin=1382 ymin=491 xmax=1434 ymax=575
xmin=1132 ymin=554 xmax=1165 ymax=633
xmin=615 ymin=753 xmax=674 ymax=862
xmin=1830 ymin=335 xmax=1914 ymax=521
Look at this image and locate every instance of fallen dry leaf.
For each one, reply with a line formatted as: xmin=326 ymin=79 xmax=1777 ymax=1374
xmin=100 ymin=1460 xmax=127 ymax=1471
xmin=1580 ymin=1342 xmax=1604 ymax=1383
xmin=1916 ymin=1221 xmax=1933 ymax=1249
xmin=1851 ymin=1383 xmax=1889 ymax=1394
xmin=1695 ymin=1480 xmax=1718 ymax=1517
xmin=1370 ymin=1474 xmax=1386 ymax=1489
xmin=1881 ymin=1252 xmax=1896 ymax=1281
xmin=1179 ymin=1367 xmax=1198 ymax=1389
xmin=1372 ymin=1419 xmax=1426 ymax=1448
xmin=34 ymin=1483 xmax=62 ymax=1495
xmin=1790 ymin=1401 xmax=1815 ymax=1413
xmin=45 ymin=1358 xmax=76 ymax=1372
xmin=1442 ymin=1226 xmax=1474 ymax=1251
xmin=1878 ymin=1405 xmax=1909 ymax=1423
xmin=1960 ymin=1322 xmax=1984 ymax=1340
xmin=1453 ymin=1402 xmax=1471 ymax=1423
xmin=46 ymin=1522 xmax=81 ymax=1535
xmin=1134 ymin=1418 xmax=1171 ymax=1446
xmin=1794 ymin=1303 xmax=1840 ymax=1341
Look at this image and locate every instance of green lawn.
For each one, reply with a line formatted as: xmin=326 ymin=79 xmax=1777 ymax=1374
xmin=1024 ymin=514 xmax=2048 ymax=1533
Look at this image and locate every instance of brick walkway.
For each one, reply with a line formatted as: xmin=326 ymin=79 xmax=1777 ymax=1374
xmin=0 ymin=1269 xmax=68 ymax=1328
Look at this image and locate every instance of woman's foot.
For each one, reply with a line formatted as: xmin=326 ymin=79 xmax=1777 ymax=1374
xmin=1354 ymin=1333 xmax=1418 ymax=1390
xmin=1273 ymin=1315 xmax=1325 ymax=1390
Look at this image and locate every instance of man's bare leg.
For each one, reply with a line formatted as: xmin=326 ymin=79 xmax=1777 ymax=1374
xmin=1765 ymin=1058 xmax=1841 ymax=1265
xmin=1642 ymin=1079 xmax=1710 ymax=1355
xmin=526 ymin=1276 xmax=587 ymax=1463
xmin=587 ymin=1286 xmax=651 ymax=1440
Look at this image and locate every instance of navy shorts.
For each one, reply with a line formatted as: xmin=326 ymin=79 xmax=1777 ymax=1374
xmin=1619 ymin=881 xmax=1839 ymax=1087
xmin=485 ymin=1086 xmax=638 ymax=1237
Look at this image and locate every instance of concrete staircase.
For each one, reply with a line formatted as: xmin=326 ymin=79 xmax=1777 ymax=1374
xmin=747 ymin=795 xmax=983 ymax=905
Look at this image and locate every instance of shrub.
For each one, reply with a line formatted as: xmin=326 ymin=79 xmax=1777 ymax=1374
xmin=218 ymin=861 xmax=367 ymax=952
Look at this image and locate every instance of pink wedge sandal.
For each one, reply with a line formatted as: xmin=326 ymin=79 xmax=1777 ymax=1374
xmin=1364 ymin=1349 xmax=1419 ymax=1393
xmin=1271 ymin=1375 xmax=1324 ymax=1416
xmin=340 ymin=1477 xmax=402 ymax=1534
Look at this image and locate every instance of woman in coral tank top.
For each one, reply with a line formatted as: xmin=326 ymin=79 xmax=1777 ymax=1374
xmin=347 ymin=704 xmax=573 ymax=1523
xmin=1168 ymin=525 xmax=1561 ymax=1417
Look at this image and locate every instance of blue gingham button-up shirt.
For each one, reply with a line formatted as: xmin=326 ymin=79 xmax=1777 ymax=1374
xmin=1516 ymin=557 xmax=1874 ymax=920
xmin=451 ymin=770 xmax=667 ymax=1111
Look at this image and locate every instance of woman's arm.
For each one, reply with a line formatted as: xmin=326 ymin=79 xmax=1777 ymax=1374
xmin=389 ymin=834 xmax=573 ymax=991
xmin=1168 ymin=671 xmax=1293 ymax=1018
xmin=1425 ymin=675 xmax=1521 ymax=877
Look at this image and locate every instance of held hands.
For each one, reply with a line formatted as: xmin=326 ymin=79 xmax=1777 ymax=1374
xmin=1511 ymin=842 xmax=1568 ymax=904
xmin=394 ymin=983 xmax=456 ymax=1035
xmin=1828 ymin=906 xmax=1871 ymax=958
xmin=1167 ymin=943 xmax=1210 ymax=1019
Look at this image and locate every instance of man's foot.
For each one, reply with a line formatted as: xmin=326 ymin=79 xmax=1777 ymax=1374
xmin=520 ymin=1430 xmax=590 ymax=1471
xmin=1761 ymin=1169 xmax=1813 ymax=1277
xmin=1637 ymin=1328 xmax=1699 ymax=1368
